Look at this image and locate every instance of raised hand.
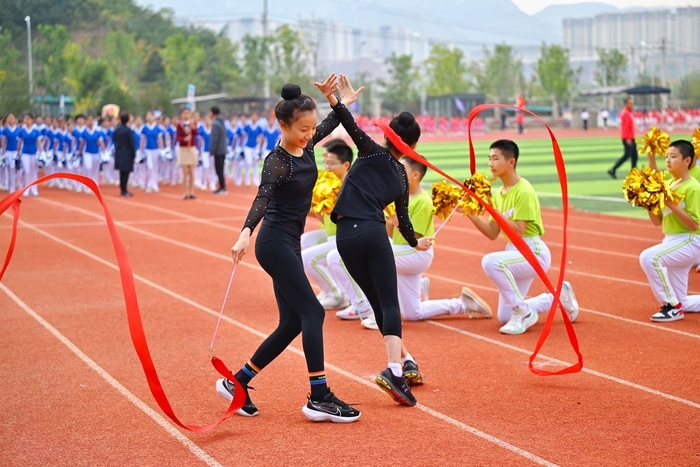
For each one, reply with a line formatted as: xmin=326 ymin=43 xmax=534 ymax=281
xmin=338 ymin=74 xmax=365 ymax=106
xmin=313 ymin=73 xmax=339 ymax=99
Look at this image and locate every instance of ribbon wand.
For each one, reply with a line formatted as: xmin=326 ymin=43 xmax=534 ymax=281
xmin=433 ymin=193 xmax=468 ymax=238
xmin=210 ymin=264 xmax=237 ymax=351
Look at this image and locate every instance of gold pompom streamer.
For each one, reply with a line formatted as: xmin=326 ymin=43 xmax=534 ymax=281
xmin=637 ymin=127 xmax=670 ymax=158
xmin=311 ymin=171 xmax=341 ymax=215
xmin=458 ymin=173 xmax=494 ymax=216
xmin=691 ymin=127 xmax=700 ymax=159
xmin=622 ymin=166 xmax=684 ymax=216
xmin=431 ymin=180 xmax=462 ymax=221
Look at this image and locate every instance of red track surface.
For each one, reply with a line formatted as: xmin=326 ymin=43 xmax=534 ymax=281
xmin=1 ymin=184 xmax=699 ymax=466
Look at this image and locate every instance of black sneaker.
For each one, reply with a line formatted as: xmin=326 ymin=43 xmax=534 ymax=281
xmin=302 ymin=390 xmax=361 ymax=423
xmin=650 ymin=303 xmax=684 ymax=323
xmin=215 ymin=378 xmax=258 ymax=416
xmin=375 ymin=368 xmax=416 ymax=406
xmin=607 ymin=169 xmax=616 ymax=179
xmin=403 ymin=360 xmax=423 ymax=386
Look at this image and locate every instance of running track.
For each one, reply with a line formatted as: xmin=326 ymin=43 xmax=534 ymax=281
xmin=1 ymin=184 xmax=698 ymax=466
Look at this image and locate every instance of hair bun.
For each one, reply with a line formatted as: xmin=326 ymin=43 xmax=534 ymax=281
xmin=281 ymin=84 xmax=302 ymax=100
xmin=398 ymin=111 xmax=415 ymax=127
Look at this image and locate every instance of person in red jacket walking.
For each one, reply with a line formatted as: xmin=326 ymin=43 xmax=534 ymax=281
xmin=607 ymin=97 xmax=636 ymax=179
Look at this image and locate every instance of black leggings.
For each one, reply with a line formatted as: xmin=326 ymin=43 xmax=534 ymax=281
xmin=611 ymin=139 xmax=638 ymax=172
xmin=248 ymin=224 xmax=325 ymax=373
xmin=119 ymin=171 xmax=130 ymax=194
xmin=336 ymin=217 xmax=402 ymax=338
xmin=213 ymin=154 xmax=226 ymax=190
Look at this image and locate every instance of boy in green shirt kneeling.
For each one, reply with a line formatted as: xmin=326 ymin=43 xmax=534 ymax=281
xmin=640 ymin=140 xmax=700 ymax=322
xmin=466 ymin=140 xmax=580 ymax=334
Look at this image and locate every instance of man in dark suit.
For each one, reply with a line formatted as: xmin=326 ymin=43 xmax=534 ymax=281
xmin=113 ymin=111 xmax=136 ymax=197
xmin=210 ymin=106 xmax=228 ymax=195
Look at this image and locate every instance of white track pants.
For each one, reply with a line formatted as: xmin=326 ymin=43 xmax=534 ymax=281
xmin=20 ymin=153 xmax=38 ymax=196
xmin=243 ymin=147 xmax=259 ymax=186
xmin=393 ymin=245 xmax=466 ymax=321
xmin=83 ymin=152 xmax=100 ymax=189
xmin=2 ymin=151 xmax=17 ymax=192
xmin=145 ymin=149 xmax=160 ymax=191
xmin=481 ymin=237 xmax=555 ymax=324
xmin=302 ymin=235 xmax=343 ymax=298
xmin=639 ymin=233 xmax=700 ymax=311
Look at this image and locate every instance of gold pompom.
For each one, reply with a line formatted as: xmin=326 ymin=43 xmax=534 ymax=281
xmin=622 ymin=166 xmax=684 ymax=216
xmin=384 ymin=203 xmax=396 ymax=217
xmin=431 ymin=180 xmax=462 ymax=220
xmin=691 ymin=127 xmax=700 ymax=158
xmin=459 ymin=172 xmax=493 ymax=216
xmin=638 ymin=127 xmax=670 ymax=158
xmin=311 ymin=171 xmax=341 ymax=215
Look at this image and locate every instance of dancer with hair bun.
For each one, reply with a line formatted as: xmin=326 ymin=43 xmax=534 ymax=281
xmin=216 ymin=74 xmax=363 ymax=423
xmin=322 ymin=75 xmax=433 ymax=407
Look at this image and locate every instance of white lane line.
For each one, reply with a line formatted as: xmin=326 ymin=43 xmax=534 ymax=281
xmin=0 ymin=283 xmax=222 ymax=467
xmin=34 ymin=198 xmax=265 ymax=273
xmin=434 ymin=243 xmax=700 ymax=293
xmin=580 ymin=308 xmax=700 ymax=340
xmin=29 ymin=199 xmax=700 ymax=341
xmin=77 ymin=195 xmax=246 ymax=231
xmin=434 ymin=244 xmax=663 ymax=289
xmin=0 ymin=217 xmax=242 ymax=230
xmin=427 ymin=320 xmax=700 ymax=410
xmin=537 ymin=192 xmax=627 ymax=203
xmin=159 ymin=191 xmax=254 ymax=207
xmin=13 ymin=219 xmax=558 ymax=467
xmin=442 ymin=222 xmax=658 ymax=243
xmin=422 ymin=272 xmax=700 ymax=340
xmin=540 ymin=208 xmax=659 ymax=229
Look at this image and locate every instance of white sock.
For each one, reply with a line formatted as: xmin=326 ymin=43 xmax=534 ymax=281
xmin=401 ymin=353 xmax=415 ymax=364
xmin=388 ymin=362 xmax=403 ymax=377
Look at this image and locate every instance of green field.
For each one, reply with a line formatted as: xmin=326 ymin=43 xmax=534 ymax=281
xmin=415 ymin=137 xmax=643 ymax=217
xmin=315 ymin=136 xmax=651 ymax=218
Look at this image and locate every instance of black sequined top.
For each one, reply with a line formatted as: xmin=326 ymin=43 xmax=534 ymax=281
xmin=330 ymin=102 xmax=418 ymax=247
xmin=242 ymin=110 xmax=340 ymax=237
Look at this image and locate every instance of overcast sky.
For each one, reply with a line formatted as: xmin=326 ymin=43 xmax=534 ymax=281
xmin=513 ymin=0 xmax=700 ymax=15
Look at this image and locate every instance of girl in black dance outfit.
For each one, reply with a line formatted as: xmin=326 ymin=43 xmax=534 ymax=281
xmin=320 ymin=75 xmax=433 ymax=406
xmin=216 ymin=74 xmax=363 ymax=423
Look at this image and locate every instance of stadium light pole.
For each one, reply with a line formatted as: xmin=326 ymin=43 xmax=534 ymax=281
xmin=25 ymin=16 xmax=33 ymax=97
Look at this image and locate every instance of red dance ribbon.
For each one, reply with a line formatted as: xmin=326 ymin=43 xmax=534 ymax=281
xmin=376 ymin=108 xmax=583 ymax=376
xmin=0 ymin=173 xmax=245 ymax=432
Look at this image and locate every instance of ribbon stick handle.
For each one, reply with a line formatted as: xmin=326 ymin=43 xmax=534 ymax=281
xmin=211 ymin=265 xmax=237 ymax=351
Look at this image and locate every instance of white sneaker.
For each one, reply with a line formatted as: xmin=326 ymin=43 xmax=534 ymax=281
xmin=319 ymin=295 xmax=350 ymax=310
xmin=420 ymin=276 xmax=430 ymax=301
xmin=335 ymin=303 xmax=372 ymax=320
xmin=361 ymin=314 xmax=379 ymax=330
xmin=499 ymin=305 xmax=538 ymax=335
xmin=460 ymin=286 xmax=492 ymax=318
xmin=559 ymin=281 xmax=579 ymax=323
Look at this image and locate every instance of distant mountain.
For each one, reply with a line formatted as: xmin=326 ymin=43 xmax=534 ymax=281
xmin=136 ymin=0 xmax=624 ymax=46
